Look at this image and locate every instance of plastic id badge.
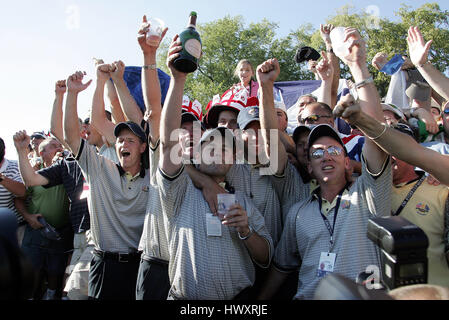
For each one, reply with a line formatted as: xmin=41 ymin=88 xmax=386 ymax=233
xmin=206 ymin=213 xmax=222 ymax=237
xmin=381 ymin=54 xmax=405 ymax=76
xmin=316 ymin=252 xmax=337 ymax=278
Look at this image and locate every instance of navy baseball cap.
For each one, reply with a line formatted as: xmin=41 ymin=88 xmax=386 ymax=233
xmin=308 ymin=124 xmax=347 ymax=155
xmin=114 ymin=121 xmax=147 ymax=143
xmin=292 ymin=125 xmax=311 ymax=144
xmin=237 ymin=106 xmax=260 ymax=130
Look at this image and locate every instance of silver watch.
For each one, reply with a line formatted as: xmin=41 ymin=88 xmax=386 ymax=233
xmin=238 ymin=226 xmax=254 ymax=241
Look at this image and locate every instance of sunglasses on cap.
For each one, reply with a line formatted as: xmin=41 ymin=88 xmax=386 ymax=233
xmin=299 ymin=114 xmax=332 ymax=124
xmin=310 ymin=146 xmax=344 ymax=160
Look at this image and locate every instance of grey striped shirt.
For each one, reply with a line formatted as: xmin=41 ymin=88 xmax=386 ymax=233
xmin=0 ymin=159 xmax=23 ymax=223
xmin=274 ymin=156 xmax=392 ymax=300
xmin=157 ymin=167 xmax=273 ymax=300
xmin=138 ymin=142 xmax=170 ymax=261
xmin=76 ymin=139 xmax=149 ymax=253
xmin=226 ymin=162 xmax=309 ymax=246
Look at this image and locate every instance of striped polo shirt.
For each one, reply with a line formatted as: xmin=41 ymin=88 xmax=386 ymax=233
xmin=76 ymin=139 xmax=150 ymax=253
xmin=0 ymin=159 xmax=24 ymax=223
xmin=138 ymin=141 xmax=170 ymax=261
xmin=226 ymin=162 xmax=309 ymax=246
xmin=274 ymin=156 xmax=392 ymax=300
xmin=157 ymin=166 xmax=273 ymax=300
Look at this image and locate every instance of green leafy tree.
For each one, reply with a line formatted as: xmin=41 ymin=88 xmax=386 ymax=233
xmin=157 ymin=3 xmax=449 ymax=107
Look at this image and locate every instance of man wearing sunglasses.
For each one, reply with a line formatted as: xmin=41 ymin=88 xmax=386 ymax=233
xmin=259 ymin=28 xmax=391 ymax=300
xmin=298 ymin=101 xmax=365 ymax=168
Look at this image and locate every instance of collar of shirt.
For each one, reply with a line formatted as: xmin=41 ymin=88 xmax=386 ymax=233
xmin=312 ymin=185 xmax=350 ymax=217
xmin=0 ymin=159 xmax=9 ymax=173
xmin=116 ymin=164 xmax=146 ymax=180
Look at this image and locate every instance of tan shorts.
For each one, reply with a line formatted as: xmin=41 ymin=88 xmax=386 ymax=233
xmin=64 ymin=230 xmax=94 ymax=300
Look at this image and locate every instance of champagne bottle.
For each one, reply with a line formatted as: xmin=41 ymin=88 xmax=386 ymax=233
xmin=173 ymin=11 xmax=202 ymax=73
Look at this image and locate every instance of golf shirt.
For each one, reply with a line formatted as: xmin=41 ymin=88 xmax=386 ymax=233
xmin=76 ymin=139 xmax=149 ymax=253
xmin=274 ymin=155 xmax=392 ymax=300
xmin=157 ymin=166 xmax=273 ymax=300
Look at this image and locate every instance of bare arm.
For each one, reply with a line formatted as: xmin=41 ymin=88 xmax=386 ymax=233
xmin=105 ymin=79 xmax=126 ymax=124
xmin=335 ymin=100 xmax=449 ymax=186
xmin=50 ymin=80 xmax=70 ymax=149
xmin=341 ymin=28 xmax=387 ymax=174
xmin=222 ymin=204 xmax=270 ymax=266
xmin=110 ymin=61 xmax=145 ymax=128
xmin=185 ymin=164 xmax=226 ymax=214
xmin=321 ymin=24 xmax=340 ymax=108
xmin=63 ymin=71 xmax=92 ymax=156
xmin=315 ymin=52 xmax=334 ymax=107
xmin=257 ymin=58 xmax=288 ymax=175
xmin=13 ymin=131 xmax=49 ymax=188
xmin=14 ymin=197 xmax=43 ymax=230
xmin=137 ymin=15 xmax=168 ymax=146
xmin=160 ymin=35 xmax=187 ymax=176
xmin=91 ymin=64 xmax=116 ymax=145
xmin=408 ymin=27 xmax=449 ymax=101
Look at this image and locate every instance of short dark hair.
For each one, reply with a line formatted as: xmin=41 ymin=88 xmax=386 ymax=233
xmin=0 ymin=137 xmax=5 ymax=164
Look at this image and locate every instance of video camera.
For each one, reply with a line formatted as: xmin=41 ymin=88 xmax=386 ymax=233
xmin=367 ymin=216 xmax=429 ymax=290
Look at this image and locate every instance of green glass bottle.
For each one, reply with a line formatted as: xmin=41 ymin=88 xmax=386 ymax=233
xmin=173 ymin=11 xmax=202 ymax=73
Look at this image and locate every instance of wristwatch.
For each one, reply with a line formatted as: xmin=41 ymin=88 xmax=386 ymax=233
xmin=238 ymin=226 xmax=254 ymax=241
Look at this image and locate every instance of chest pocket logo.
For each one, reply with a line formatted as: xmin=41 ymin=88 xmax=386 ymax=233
xmin=416 ymin=203 xmax=430 ymax=216
xmin=341 ymin=199 xmax=351 ymax=210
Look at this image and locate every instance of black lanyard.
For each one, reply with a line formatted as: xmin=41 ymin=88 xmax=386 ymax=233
xmin=393 ymin=175 xmax=425 ymax=216
xmin=317 ymin=183 xmax=350 ymax=252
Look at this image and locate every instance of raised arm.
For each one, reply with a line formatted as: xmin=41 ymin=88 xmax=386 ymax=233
xmin=257 ymin=58 xmax=287 ymax=175
xmin=408 ymin=27 xmax=449 ymax=101
xmin=94 ymin=58 xmax=126 ymax=124
xmin=63 ymin=71 xmax=92 ymax=156
xmin=90 ymin=63 xmax=116 ymax=145
xmin=13 ymin=131 xmax=49 ymax=187
xmin=109 ymin=60 xmax=144 ymax=128
xmin=334 ymin=99 xmax=449 ymax=186
xmin=315 ymin=52 xmax=334 ymax=107
xmin=160 ymin=35 xmax=188 ymax=176
xmin=340 ymin=28 xmax=387 ymax=173
xmin=138 ymin=15 xmax=168 ymax=146
xmin=320 ymin=24 xmax=340 ymax=108
xmin=50 ymin=80 xmax=69 ymax=148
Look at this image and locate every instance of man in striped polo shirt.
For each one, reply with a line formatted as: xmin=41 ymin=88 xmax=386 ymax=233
xmin=157 ymin=36 xmax=273 ymax=300
xmin=259 ymin=28 xmax=392 ymax=300
xmin=0 ymin=137 xmax=27 ymax=244
xmin=63 ymin=70 xmax=150 ymax=300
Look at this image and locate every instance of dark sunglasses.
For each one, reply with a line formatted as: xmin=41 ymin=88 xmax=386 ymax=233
xmin=299 ymin=114 xmax=332 ymax=124
xmin=310 ymin=146 xmax=344 ymax=160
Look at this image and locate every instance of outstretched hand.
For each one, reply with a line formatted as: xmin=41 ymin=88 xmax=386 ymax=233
xmin=407 ymin=26 xmax=433 ymax=67
xmin=316 ymin=52 xmax=334 ymax=81
xmin=341 ymin=28 xmax=367 ymax=67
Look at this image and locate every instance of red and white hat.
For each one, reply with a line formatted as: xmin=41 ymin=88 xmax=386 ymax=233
xmin=204 ymin=87 xmax=259 ymax=128
xmin=181 ymin=95 xmax=203 ymax=123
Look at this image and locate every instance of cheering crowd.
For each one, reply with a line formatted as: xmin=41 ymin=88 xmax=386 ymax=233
xmin=1 ymin=17 xmax=449 ymax=301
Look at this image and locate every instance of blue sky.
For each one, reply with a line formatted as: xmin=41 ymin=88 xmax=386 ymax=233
xmin=1 ymin=0 xmax=447 ymax=159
